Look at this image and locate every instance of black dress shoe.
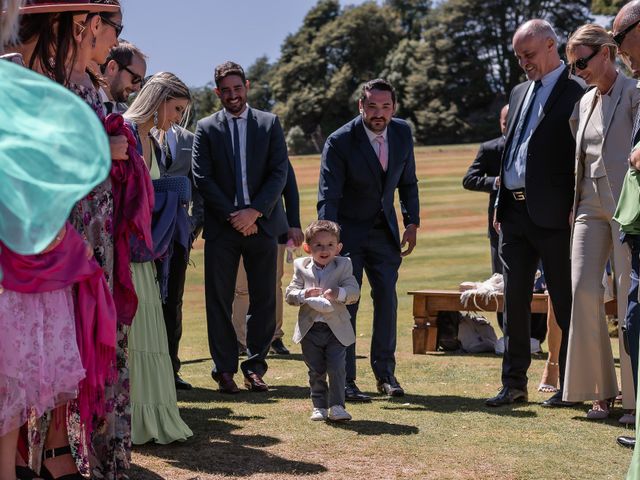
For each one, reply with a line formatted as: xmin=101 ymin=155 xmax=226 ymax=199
xmin=541 ymin=391 xmax=577 ymax=408
xmin=174 ymin=375 xmax=193 ymax=390
xmin=617 ymin=436 xmax=636 ymax=448
xmin=485 ymin=386 xmax=528 ymax=407
xmin=270 ymin=338 xmax=290 ymax=355
xmin=377 ymin=376 xmax=405 ymax=397
xmin=345 ymin=381 xmax=372 ymax=402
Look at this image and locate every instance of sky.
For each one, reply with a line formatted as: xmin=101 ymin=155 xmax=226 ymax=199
xmin=120 ymin=0 xmax=369 ymax=88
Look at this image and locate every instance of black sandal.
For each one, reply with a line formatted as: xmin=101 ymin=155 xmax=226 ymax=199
xmin=40 ymin=446 xmax=84 ymax=480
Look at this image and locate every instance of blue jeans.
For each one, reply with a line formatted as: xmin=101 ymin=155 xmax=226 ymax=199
xmin=623 ymin=234 xmax=640 ymax=395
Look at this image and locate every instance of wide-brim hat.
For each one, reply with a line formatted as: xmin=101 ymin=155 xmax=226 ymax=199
xmin=19 ymin=0 xmax=120 ymax=14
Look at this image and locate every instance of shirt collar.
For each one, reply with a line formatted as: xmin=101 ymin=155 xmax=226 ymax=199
xmin=362 ymin=121 xmax=388 ymax=143
xmin=539 ymin=62 xmax=565 ymax=88
xmin=224 ymin=105 xmax=250 ymax=122
xmin=98 ymin=87 xmax=111 ymax=104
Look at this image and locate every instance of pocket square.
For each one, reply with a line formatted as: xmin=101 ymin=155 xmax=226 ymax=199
xmin=305 ymin=296 xmax=334 ymax=313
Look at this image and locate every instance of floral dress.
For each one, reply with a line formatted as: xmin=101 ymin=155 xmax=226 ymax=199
xmin=29 ymin=82 xmax=132 ymax=479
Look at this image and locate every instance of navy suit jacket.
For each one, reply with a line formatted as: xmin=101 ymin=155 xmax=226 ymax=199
xmin=192 ymin=107 xmax=289 ymax=239
xmin=463 ymin=135 xmax=505 ymax=235
xmin=496 ymin=67 xmax=585 ymax=229
xmin=317 ymin=115 xmax=420 ymax=248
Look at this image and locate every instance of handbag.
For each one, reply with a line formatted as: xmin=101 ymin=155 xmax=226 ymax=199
xmin=152 ymin=175 xmax=191 ymax=204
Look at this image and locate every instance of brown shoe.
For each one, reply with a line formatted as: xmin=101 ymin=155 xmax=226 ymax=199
xmin=244 ymin=372 xmax=269 ymax=392
xmin=211 ymin=371 xmax=240 ymax=394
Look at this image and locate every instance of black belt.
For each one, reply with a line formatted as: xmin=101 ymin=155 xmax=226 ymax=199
xmin=507 ymin=188 xmax=526 ymax=201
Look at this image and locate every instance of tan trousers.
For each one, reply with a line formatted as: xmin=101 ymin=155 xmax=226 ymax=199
xmin=232 ymin=244 xmax=286 ymax=347
xmin=563 ymin=177 xmax=634 ymax=408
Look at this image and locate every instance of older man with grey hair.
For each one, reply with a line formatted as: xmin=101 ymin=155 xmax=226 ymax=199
xmin=485 ymin=19 xmax=585 ymax=408
xmin=612 ymin=0 xmax=640 ymax=454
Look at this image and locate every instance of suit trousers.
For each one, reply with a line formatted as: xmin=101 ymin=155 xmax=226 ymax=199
xmin=499 ymin=196 xmax=572 ymax=391
xmin=623 ymin=235 xmax=640 ymax=396
xmin=344 ymin=225 xmax=402 ymax=382
xmin=156 ymin=242 xmax=188 ymax=375
xmin=232 ymin=244 xmax=286 ymax=347
xmin=301 ymin=322 xmax=347 ymax=408
xmin=203 ymin=227 xmax=277 ymax=377
xmin=563 ymin=177 xmax=634 ymax=407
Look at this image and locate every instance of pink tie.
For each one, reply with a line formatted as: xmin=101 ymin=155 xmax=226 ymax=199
xmin=375 ymin=135 xmax=388 ymax=171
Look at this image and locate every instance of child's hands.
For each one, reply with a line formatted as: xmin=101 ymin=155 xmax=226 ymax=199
xmin=305 ymin=287 xmax=323 ymax=298
xmin=323 ymin=289 xmax=337 ymax=301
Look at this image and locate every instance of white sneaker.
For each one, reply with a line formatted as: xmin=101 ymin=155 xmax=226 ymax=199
xmin=310 ymin=407 xmax=328 ymax=421
xmin=328 ymin=405 xmax=352 ymax=422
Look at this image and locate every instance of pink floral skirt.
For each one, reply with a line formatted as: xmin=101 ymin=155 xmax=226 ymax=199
xmin=0 ymin=288 xmax=86 ymax=436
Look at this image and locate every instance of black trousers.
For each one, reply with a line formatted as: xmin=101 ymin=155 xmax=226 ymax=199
xmin=499 ymin=196 xmax=572 ymax=390
xmin=204 ymin=227 xmax=277 ymax=377
xmin=343 ymin=226 xmax=402 ymax=383
xmin=156 ymin=243 xmax=188 ymax=376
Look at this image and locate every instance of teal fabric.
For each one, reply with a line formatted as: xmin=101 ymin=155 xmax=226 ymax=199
xmin=0 ymin=60 xmax=111 ymax=255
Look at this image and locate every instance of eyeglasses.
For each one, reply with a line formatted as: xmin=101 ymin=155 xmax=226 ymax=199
xmin=99 ymin=15 xmax=123 ymax=37
xmin=73 ymin=20 xmax=86 ymax=36
xmin=570 ymin=48 xmax=600 ymax=75
xmin=613 ymin=19 xmax=640 ymax=47
xmin=116 ymin=62 xmax=142 ymax=85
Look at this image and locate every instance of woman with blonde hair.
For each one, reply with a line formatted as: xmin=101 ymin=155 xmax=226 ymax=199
xmin=123 ymin=71 xmax=193 ymax=445
xmin=563 ymin=23 xmax=639 ymax=421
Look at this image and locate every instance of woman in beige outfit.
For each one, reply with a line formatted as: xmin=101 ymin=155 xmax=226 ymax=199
xmin=563 ymin=24 xmax=639 ymax=420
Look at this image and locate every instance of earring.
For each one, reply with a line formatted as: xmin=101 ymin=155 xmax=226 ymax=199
xmin=91 ymin=37 xmax=96 ymax=48
xmin=153 ymin=111 xmax=158 ymax=127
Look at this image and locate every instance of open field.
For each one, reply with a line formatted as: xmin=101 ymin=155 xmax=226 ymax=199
xmin=131 ymin=144 xmax=633 ymax=480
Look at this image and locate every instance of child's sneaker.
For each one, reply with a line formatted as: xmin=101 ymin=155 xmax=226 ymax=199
xmin=328 ymin=405 xmax=352 ymax=422
xmin=310 ymin=407 xmax=328 ymax=421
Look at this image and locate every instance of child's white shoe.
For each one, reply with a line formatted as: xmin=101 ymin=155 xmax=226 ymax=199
xmin=328 ymin=405 xmax=352 ymax=422
xmin=310 ymin=407 xmax=328 ymax=421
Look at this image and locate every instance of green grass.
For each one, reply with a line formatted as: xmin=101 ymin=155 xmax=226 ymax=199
xmin=131 ymin=145 xmax=634 ymax=479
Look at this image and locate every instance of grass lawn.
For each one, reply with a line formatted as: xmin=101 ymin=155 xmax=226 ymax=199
xmin=130 ymin=144 xmax=634 ymax=480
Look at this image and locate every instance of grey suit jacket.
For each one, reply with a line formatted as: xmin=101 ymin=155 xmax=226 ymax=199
xmin=192 ymin=108 xmax=288 ymax=239
xmin=286 ymin=256 xmax=360 ymax=347
xmin=571 ymin=73 xmax=640 ymax=215
xmin=152 ymin=125 xmax=204 ymax=230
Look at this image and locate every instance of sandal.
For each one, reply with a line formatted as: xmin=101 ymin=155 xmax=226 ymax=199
xmin=40 ymin=446 xmax=84 ymax=480
xmin=537 ymin=361 xmax=559 ymax=393
xmin=586 ymin=399 xmax=614 ymax=420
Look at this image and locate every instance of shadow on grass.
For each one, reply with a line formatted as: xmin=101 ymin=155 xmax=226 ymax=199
xmin=134 ymin=407 xmax=327 ymax=477
xmin=178 ymin=385 xmax=312 ymax=405
xmin=378 ymin=394 xmax=539 ymax=417
xmin=128 ymin=464 xmax=167 ymax=480
xmin=327 ymin=419 xmax=419 ymax=435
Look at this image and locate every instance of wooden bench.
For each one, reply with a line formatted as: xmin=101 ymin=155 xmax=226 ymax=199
xmin=408 ymin=289 xmax=617 ymax=354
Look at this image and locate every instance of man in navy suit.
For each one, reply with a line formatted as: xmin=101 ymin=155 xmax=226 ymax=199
xmin=485 ymin=20 xmax=584 ymax=408
xmin=192 ymin=61 xmax=289 ymax=394
xmin=318 ymin=79 xmax=420 ymax=400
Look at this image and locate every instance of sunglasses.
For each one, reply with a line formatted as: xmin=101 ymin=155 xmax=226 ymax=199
xmin=99 ymin=15 xmax=123 ymax=37
xmin=614 ymin=19 xmax=640 ymax=47
xmin=570 ymin=48 xmax=600 ymax=75
xmin=116 ymin=62 xmax=142 ymax=85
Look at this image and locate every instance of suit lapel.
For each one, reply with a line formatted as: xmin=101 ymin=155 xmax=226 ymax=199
xmin=216 ymin=111 xmax=235 ymax=173
xmin=383 ymin=123 xmax=400 ymax=191
xmin=575 ymin=89 xmax=597 ymax=155
xmin=246 ymin=108 xmax=257 ymax=186
xmin=532 ymin=66 xmax=571 ymax=133
xmin=305 ymin=259 xmax=320 ymax=286
xmin=502 ymin=83 xmax=529 ymax=160
xmin=354 ymin=118 xmax=383 ymax=191
xmin=602 ymin=74 xmax=624 ymax=139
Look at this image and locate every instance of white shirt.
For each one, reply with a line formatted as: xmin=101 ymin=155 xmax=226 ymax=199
xmin=363 ymin=122 xmax=388 ymax=161
xmin=224 ymin=106 xmax=251 ymax=206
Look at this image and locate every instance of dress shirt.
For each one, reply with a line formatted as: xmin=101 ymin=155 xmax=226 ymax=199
xmin=98 ymin=87 xmax=128 ymax=115
xmin=363 ymin=121 xmax=388 ymax=166
xmin=224 ymin=106 xmax=251 ymax=206
xmin=503 ymin=63 xmax=566 ymax=190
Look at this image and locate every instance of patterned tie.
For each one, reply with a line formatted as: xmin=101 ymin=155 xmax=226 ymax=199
xmin=506 ymin=80 xmax=542 ymax=170
xmin=374 ymin=135 xmax=388 ymax=172
xmin=232 ymin=117 xmax=246 ymax=208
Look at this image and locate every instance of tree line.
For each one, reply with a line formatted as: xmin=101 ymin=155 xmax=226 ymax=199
xmin=189 ymin=0 xmax=609 ymax=152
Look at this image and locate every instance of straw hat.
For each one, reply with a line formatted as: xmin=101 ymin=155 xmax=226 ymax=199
xmin=19 ymin=0 xmax=120 ymax=14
